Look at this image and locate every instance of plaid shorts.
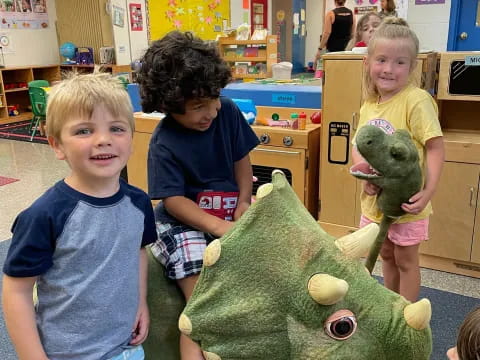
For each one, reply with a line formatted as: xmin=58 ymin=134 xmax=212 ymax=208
xmin=150 ymin=222 xmax=216 ymax=280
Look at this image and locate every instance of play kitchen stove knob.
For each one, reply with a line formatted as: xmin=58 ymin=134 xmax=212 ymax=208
xmin=283 ymin=136 xmax=294 ymax=146
xmin=259 ymin=133 xmax=270 ymax=144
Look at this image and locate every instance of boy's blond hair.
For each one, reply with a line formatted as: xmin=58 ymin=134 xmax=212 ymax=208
xmin=363 ymin=17 xmax=420 ymax=101
xmin=457 ymin=307 xmax=480 ymax=360
xmin=46 ymin=73 xmax=134 ymax=141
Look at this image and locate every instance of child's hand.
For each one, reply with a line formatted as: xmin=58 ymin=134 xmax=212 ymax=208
xmin=234 ymin=201 xmax=250 ymax=221
xmin=130 ymin=301 xmax=149 ymax=345
xmin=401 ymin=189 xmax=430 ymax=215
xmin=212 ymin=219 xmax=235 ymax=238
xmin=363 ymin=181 xmax=380 ymax=196
xmin=446 ymin=346 xmax=459 ymax=360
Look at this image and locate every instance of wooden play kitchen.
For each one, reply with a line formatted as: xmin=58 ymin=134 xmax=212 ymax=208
xmin=419 ymin=52 xmax=480 ymax=278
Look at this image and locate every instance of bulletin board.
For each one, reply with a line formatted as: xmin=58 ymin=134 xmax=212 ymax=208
xmin=147 ymin=0 xmax=230 ymax=41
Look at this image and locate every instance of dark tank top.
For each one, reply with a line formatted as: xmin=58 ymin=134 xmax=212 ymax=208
xmin=326 ymin=7 xmax=353 ymax=52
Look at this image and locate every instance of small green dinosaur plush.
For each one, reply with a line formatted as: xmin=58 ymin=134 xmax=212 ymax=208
xmin=350 ymin=125 xmax=423 ymax=273
xmin=160 ymin=170 xmax=431 ymax=360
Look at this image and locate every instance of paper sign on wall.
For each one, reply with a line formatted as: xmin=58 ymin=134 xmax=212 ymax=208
xmin=0 ymin=0 xmax=49 ymax=29
xmin=129 ymin=3 xmax=143 ymax=31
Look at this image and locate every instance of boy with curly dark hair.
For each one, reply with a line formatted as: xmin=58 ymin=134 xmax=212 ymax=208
xmin=137 ymin=31 xmax=259 ymax=359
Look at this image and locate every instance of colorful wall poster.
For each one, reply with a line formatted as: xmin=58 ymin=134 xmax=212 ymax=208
xmin=129 ymin=3 xmax=143 ymax=31
xmin=148 ymin=0 xmax=230 ymax=41
xmin=0 ymin=0 xmax=48 ymax=29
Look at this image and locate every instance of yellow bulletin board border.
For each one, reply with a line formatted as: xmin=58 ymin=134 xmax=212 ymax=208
xmin=146 ymin=0 xmax=230 ymax=41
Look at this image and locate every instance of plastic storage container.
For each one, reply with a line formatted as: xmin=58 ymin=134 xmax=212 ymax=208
xmin=272 ymin=62 xmax=293 ymax=80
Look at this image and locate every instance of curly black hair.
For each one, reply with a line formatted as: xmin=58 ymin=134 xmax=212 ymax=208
xmin=137 ymin=31 xmax=232 ymax=114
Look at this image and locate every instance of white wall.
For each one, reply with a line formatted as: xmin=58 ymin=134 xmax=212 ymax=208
xmin=110 ymin=0 xmax=130 ymax=65
xmin=126 ymin=0 xmax=149 ymax=61
xmin=407 ymin=0 xmax=451 ymax=51
xmin=230 ymin=0 xmax=272 ymax=33
xmin=305 ymin=0 xmax=323 ymax=66
xmin=109 ymin=0 xmax=149 ymax=65
xmin=3 ymin=0 xmax=59 ymax=67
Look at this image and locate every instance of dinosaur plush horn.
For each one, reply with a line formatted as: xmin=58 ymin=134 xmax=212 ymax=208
xmin=335 ymin=223 xmax=379 ymax=259
xmin=308 ymin=274 xmax=349 ymax=305
xmin=404 ymin=298 xmax=432 ymax=330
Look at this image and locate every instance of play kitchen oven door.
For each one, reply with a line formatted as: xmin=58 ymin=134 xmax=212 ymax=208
xmin=249 ymin=125 xmax=320 ymax=219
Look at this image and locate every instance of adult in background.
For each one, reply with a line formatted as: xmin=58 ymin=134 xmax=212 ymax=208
xmin=317 ymin=0 xmax=355 ymax=54
xmin=379 ymin=0 xmax=398 ymax=18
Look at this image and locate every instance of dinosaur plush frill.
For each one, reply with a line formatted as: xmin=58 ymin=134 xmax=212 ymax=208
xmin=164 ymin=170 xmax=432 ymax=360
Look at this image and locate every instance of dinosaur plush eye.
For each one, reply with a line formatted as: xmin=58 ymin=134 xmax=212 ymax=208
xmin=390 ymin=143 xmax=408 ymax=160
xmin=324 ymin=310 xmax=357 ymax=340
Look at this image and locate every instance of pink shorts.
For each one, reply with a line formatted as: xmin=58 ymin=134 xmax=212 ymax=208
xmin=359 ymin=215 xmax=429 ymax=246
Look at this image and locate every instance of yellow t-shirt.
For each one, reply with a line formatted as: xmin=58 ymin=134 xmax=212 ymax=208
xmin=354 ymin=84 xmax=443 ymax=224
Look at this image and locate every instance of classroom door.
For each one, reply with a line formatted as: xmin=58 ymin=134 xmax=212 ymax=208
xmin=291 ymin=0 xmax=306 ymax=73
xmin=251 ymin=0 xmax=268 ymax=32
xmin=448 ymin=0 xmax=480 ymax=50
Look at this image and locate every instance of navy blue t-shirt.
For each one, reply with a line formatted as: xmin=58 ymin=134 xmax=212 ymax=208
xmin=147 ymin=96 xmax=259 ymax=222
xmin=3 ymin=179 xmax=157 ymax=360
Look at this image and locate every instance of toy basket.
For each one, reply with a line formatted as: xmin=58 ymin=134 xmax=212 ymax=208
xmin=272 ymin=62 xmax=293 ymax=80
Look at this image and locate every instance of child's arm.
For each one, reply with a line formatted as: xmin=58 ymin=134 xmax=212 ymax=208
xmin=402 ymin=136 xmax=445 ymax=214
xmin=130 ymin=248 xmax=149 ymax=346
xmin=233 ymin=154 xmax=254 ymax=221
xmin=164 ymin=197 xmax=233 ymax=237
xmin=352 ymin=146 xmax=380 ymax=196
xmin=2 ymin=275 xmax=49 ymax=360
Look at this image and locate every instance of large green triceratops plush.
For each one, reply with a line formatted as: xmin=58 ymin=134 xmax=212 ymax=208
xmin=350 ymin=125 xmax=423 ymax=273
xmin=145 ymin=170 xmax=431 ymax=360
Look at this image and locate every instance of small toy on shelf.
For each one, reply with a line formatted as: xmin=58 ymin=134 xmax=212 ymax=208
xmin=310 ymin=110 xmax=322 ymax=124
xmin=8 ymin=105 xmax=19 ymax=116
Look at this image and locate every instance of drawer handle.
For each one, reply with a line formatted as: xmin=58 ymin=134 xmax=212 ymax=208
xmin=470 ymin=187 xmax=474 ymax=207
xmin=352 ymin=112 xmax=357 ymax=130
xmin=253 ymin=148 xmax=301 ymax=155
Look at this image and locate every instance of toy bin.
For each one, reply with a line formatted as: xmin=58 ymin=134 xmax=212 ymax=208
xmin=272 ymin=62 xmax=293 ymax=80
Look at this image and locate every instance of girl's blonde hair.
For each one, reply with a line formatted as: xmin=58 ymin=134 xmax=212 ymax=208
xmin=457 ymin=307 xmax=480 ymax=360
xmin=363 ymin=17 xmax=419 ymax=101
xmin=345 ymin=12 xmax=382 ymax=51
xmin=46 ymin=72 xmax=134 ymax=141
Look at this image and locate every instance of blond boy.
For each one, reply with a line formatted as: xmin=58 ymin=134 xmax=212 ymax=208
xmin=2 ymin=73 xmax=157 ymax=360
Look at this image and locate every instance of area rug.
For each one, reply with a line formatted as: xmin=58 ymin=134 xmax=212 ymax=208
xmin=0 ymin=238 xmax=478 ymax=360
xmin=0 ymin=176 xmax=19 ymax=187
xmin=0 ymin=120 xmax=48 ymax=144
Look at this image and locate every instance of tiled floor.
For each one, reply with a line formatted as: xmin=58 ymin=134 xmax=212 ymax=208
xmin=1 ymin=138 xmax=479 ymax=300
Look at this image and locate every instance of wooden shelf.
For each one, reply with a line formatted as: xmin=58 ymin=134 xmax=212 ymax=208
xmin=0 ymin=65 xmax=61 ymax=124
xmin=218 ymin=35 xmax=277 ymax=80
xmin=218 ymin=39 xmax=272 ymax=45
xmin=5 ymin=87 xmax=28 ymax=93
xmin=224 ymin=56 xmax=267 ymax=62
xmin=232 ymin=73 xmax=268 ymax=79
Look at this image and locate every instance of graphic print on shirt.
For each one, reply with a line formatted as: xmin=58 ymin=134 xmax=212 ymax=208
xmin=197 ymin=191 xmax=239 ymax=221
xmin=367 ymin=118 xmax=395 ymax=135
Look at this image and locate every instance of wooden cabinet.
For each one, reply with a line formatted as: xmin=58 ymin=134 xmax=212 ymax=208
xmin=0 ymin=65 xmax=61 ymax=125
xmin=418 ymin=52 xmax=480 ymax=277
xmin=250 ymin=124 xmax=320 ymax=218
xmin=318 ymin=52 xmax=437 ymax=238
xmin=218 ymin=35 xmax=277 ymax=80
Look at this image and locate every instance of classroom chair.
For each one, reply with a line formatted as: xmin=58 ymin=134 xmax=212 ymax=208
xmin=27 ymin=80 xmax=49 ymax=141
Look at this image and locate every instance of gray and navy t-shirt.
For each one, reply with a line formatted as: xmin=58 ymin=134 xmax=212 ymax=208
xmin=3 ymin=179 xmax=157 ymax=360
